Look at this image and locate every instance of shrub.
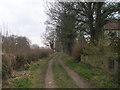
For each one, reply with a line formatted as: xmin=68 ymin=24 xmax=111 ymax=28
xmin=83 ymin=45 xmax=100 ymax=56
xmin=27 ymin=54 xmax=38 ymax=62
xmin=2 ymin=35 xmax=53 ymax=81
xmin=16 ymin=56 xmax=27 ymax=69
xmin=2 ymin=54 xmax=14 ymax=80
xmin=72 ymin=42 xmax=85 ymax=62
xmin=39 ymin=51 xmax=49 ymax=58
xmin=2 ymin=63 xmax=8 ymax=80
xmin=18 ymin=65 xmax=29 ymax=71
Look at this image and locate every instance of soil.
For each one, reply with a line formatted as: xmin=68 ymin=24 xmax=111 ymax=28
xmin=45 ymin=57 xmax=56 ymax=88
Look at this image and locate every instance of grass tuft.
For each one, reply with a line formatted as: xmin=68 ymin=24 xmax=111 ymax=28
xmin=12 ymin=77 xmax=32 ymax=88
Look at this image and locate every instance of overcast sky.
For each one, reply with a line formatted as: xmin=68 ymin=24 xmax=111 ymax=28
xmin=0 ymin=0 xmax=119 ymax=47
xmin=0 ymin=0 xmax=48 ymax=47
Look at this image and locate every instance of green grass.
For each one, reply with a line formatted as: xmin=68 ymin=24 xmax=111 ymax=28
xmin=31 ymin=59 xmax=48 ymax=88
xmin=61 ymin=54 xmax=119 ymax=88
xmin=11 ymin=59 xmax=48 ymax=88
xmin=10 ymin=55 xmax=54 ymax=88
xmin=31 ymin=54 xmax=59 ymax=88
xmin=52 ymin=60 xmax=79 ymax=88
xmin=12 ymin=77 xmax=32 ymax=88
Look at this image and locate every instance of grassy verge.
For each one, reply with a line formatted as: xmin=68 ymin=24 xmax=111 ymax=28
xmin=9 ymin=55 xmax=56 ymax=88
xmin=61 ymin=54 xmax=119 ymax=88
xmin=30 ymin=59 xmax=48 ymax=88
xmin=12 ymin=77 xmax=32 ymax=88
xmin=52 ymin=60 xmax=79 ymax=88
xmin=10 ymin=59 xmax=48 ymax=88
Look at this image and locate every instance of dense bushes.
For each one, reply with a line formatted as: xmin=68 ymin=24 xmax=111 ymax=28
xmin=39 ymin=51 xmax=49 ymax=58
xmin=2 ymin=48 xmax=52 ymax=80
xmin=2 ymin=35 xmax=53 ymax=80
xmin=71 ymin=39 xmax=118 ymax=73
xmin=83 ymin=39 xmax=117 ymax=57
xmin=27 ymin=54 xmax=38 ymax=62
xmin=80 ymin=39 xmax=118 ymax=73
xmin=15 ymin=49 xmax=51 ymax=69
xmin=2 ymin=61 xmax=9 ymax=80
xmin=2 ymin=54 xmax=15 ymax=79
xmin=16 ymin=56 xmax=27 ymax=69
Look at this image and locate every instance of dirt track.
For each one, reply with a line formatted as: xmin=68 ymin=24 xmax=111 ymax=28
xmin=57 ymin=57 xmax=94 ymax=88
xmin=45 ymin=55 xmax=94 ymax=88
xmin=45 ymin=58 xmax=56 ymax=88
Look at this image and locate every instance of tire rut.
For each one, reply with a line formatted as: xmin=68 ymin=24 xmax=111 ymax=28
xmin=45 ymin=57 xmax=56 ymax=88
xmin=57 ymin=57 xmax=95 ymax=88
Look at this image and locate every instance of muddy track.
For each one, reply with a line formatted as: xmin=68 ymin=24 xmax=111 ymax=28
xmin=57 ymin=57 xmax=94 ymax=88
xmin=45 ymin=57 xmax=56 ymax=88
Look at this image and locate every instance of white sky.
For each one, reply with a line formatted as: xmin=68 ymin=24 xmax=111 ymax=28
xmin=0 ymin=0 xmax=119 ymax=47
xmin=0 ymin=0 xmax=48 ymax=47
